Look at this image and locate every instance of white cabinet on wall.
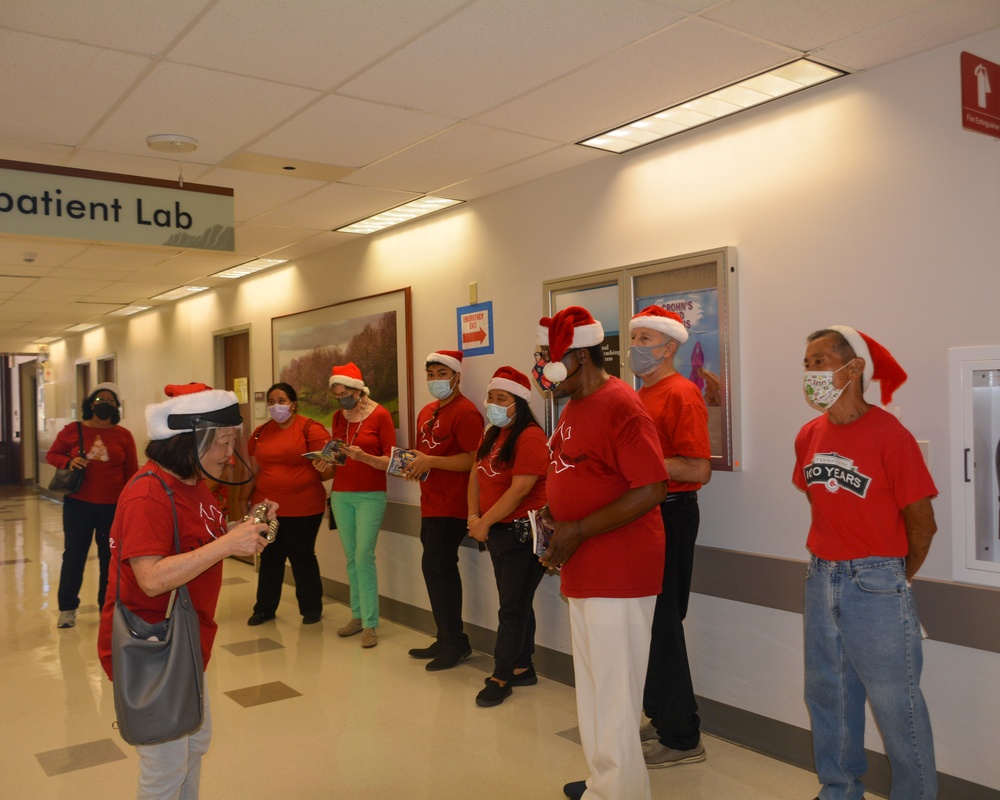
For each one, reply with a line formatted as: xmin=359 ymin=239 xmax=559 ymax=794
xmin=949 ymin=346 xmax=1000 ymax=587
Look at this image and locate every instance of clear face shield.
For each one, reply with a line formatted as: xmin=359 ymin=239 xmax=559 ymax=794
xmin=193 ymin=422 xmax=253 ymax=486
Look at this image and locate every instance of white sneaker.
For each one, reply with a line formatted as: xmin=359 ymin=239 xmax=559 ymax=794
xmin=57 ymin=610 xmax=76 ymax=628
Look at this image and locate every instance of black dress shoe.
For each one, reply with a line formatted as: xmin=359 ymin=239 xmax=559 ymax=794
xmin=247 ymin=612 xmax=275 ymax=626
xmin=563 ymin=779 xmax=587 ymax=799
xmin=302 ymin=613 xmax=322 ymax=625
xmin=476 ymin=680 xmax=512 ymax=707
xmin=425 ymin=645 xmax=472 ymax=671
xmin=408 ymin=640 xmax=443 ymax=659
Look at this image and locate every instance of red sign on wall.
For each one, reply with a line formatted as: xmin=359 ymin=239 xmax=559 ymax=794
xmin=962 ymin=51 xmax=1000 ymax=139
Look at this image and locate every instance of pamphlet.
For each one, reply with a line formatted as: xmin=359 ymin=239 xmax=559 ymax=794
xmin=386 ymin=446 xmax=428 ymax=481
xmin=303 ymin=439 xmax=346 ymax=466
xmin=527 ymin=508 xmax=554 ymax=558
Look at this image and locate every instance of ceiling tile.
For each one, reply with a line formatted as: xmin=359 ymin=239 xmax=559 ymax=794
xmin=0 ymin=276 xmax=35 ymax=293
xmin=252 ymin=183 xmax=418 ymax=230
xmin=343 ymin=124 xmax=559 ymax=194
xmin=62 ymin=247 xmax=181 ymax=272
xmin=232 ymin=223 xmax=327 ymax=257
xmin=85 ymin=62 xmax=321 ymax=163
xmin=23 ymin=277 xmax=114 ymax=295
xmin=339 ymin=0 xmax=687 ymax=118
xmin=477 ymin=18 xmax=793 ymax=142
xmin=260 ymin=231 xmax=358 ymax=260
xmin=0 ymin=238 xmax=88 ymax=267
xmin=250 ymin=95 xmax=457 ymax=168
xmin=195 ymin=166 xmax=326 ymax=223
xmin=0 ymin=31 xmax=152 ymax=145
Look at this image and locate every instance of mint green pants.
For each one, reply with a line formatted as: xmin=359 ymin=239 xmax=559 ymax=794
xmin=332 ymin=491 xmax=387 ymax=628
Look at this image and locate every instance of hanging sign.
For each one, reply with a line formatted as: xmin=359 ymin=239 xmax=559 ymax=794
xmin=961 ymin=52 xmax=1000 ymax=140
xmin=0 ymin=159 xmax=235 ymax=251
xmin=457 ymin=301 xmax=494 ymax=357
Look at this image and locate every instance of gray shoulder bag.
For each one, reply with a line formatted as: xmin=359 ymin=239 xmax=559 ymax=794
xmin=111 ymin=471 xmax=205 ymax=746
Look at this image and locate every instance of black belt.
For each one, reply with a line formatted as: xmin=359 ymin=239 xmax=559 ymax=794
xmin=491 ymin=517 xmax=532 ymax=542
xmin=663 ymin=490 xmax=698 ymax=505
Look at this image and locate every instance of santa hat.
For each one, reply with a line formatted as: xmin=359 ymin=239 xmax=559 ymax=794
xmin=146 ymin=382 xmax=242 ymax=440
xmin=628 ymin=305 xmax=689 ymax=344
xmin=329 ymin=361 xmax=369 ymax=393
xmin=487 ymin=366 xmax=532 ymax=401
xmin=90 ymin=382 xmax=122 ymax=404
xmin=829 ymin=325 xmax=908 ymax=406
xmin=425 ymin=350 xmax=463 ymax=374
xmin=538 ymin=306 xmax=604 ymax=382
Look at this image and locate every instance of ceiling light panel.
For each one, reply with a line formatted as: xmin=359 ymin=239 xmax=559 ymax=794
xmin=580 ymin=59 xmax=845 ymax=154
xmin=336 ymin=197 xmax=463 ymax=235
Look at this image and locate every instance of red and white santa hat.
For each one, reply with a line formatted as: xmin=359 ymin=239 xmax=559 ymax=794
xmin=487 ymin=366 xmax=532 ymax=401
xmin=146 ymin=382 xmax=242 ymax=440
xmin=329 ymin=361 xmax=369 ymax=393
xmin=537 ymin=306 xmax=604 ymax=382
xmin=829 ymin=325 xmax=908 ymax=406
xmin=628 ymin=305 xmax=689 ymax=344
xmin=425 ymin=349 xmax=463 ymax=374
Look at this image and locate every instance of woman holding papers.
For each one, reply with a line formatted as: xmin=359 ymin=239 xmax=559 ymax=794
xmin=326 ymin=362 xmax=396 ymax=648
xmin=244 ymin=382 xmax=331 ymax=626
xmin=467 ymin=366 xmax=548 ymax=707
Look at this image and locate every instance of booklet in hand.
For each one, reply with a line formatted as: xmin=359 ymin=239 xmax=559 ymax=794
xmin=386 ymin=446 xmax=428 ymax=481
xmin=303 ymin=439 xmax=347 ymax=466
xmin=527 ymin=508 xmax=554 ymax=558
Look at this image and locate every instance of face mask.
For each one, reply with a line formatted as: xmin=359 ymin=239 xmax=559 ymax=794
xmin=93 ymin=403 xmax=117 ymax=421
xmin=337 ymin=394 xmax=358 ymax=410
xmin=269 ymin=404 xmax=293 ymax=423
xmin=485 ymin=402 xmax=514 ymax=428
xmin=629 ymin=345 xmax=665 ymax=377
xmin=428 ymin=378 xmax=454 ymax=401
xmin=803 ymin=360 xmax=854 ymax=410
xmin=532 ymin=356 xmax=554 ymax=392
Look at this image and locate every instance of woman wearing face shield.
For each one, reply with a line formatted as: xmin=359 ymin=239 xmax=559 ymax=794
xmin=97 ymin=382 xmax=276 ymax=800
xmin=244 ymin=382 xmax=332 ymax=626
xmin=324 ymin=362 xmax=396 ymax=648
xmin=466 ymin=367 xmax=548 ymax=707
xmin=46 ymin=382 xmax=138 ymax=629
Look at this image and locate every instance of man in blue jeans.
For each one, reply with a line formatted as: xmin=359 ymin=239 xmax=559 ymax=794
xmin=793 ymin=326 xmax=938 ymax=800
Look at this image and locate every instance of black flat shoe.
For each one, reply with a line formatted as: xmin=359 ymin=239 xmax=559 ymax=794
xmin=485 ymin=664 xmax=538 ymax=687
xmin=476 ymin=680 xmax=512 ymax=707
xmin=247 ymin=612 xmax=275 ymax=626
xmin=563 ymin=780 xmax=587 ymax=799
xmin=425 ymin=645 xmax=472 ymax=671
xmin=408 ymin=640 xmax=443 ymax=659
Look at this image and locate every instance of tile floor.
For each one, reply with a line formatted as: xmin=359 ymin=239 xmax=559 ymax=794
xmin=0 ymin=486 xmax=824 ymax=799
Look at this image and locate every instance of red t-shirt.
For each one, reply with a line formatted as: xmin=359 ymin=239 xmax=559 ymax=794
xmin=475 ymin=425 xmax=548 ymax=522
xmin=97 ymin=463 xmax=229 ymax=680
xmin=248 ymin=415 xmax=330 ymax=516
xmin=330 ymin=403 xmax=397 ymax=493
xmin=546 ymin=377 xmax=667 ymax=598
xmin=637 ymin=372 xmax=711 ymax=493
xmin=415 ymin=393 xmax=484 ymax=518
xmin=46 ymin=423 xmax=139 ymax=504
xmin=792 ymin=407 xmax=938 ymax=560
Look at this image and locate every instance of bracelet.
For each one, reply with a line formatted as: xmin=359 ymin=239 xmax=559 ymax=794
xmin=467 ymin=514 xmax=481 ymax=522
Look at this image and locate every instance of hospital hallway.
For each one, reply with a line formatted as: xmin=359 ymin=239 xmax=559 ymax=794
xmin=1 ymin=485 xmax=825 ymax=799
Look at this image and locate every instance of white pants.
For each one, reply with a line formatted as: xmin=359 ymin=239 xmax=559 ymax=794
xmin=569 ymin=595 xmax=655 ymax=800
xmin=135 ymin=691 xmax=212 ymax=800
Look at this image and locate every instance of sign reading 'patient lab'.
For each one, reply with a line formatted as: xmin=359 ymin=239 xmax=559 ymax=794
xmin=0 ymin=160 xmax=235 ymax=251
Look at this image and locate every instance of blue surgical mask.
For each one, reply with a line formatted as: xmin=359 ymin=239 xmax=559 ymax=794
xmin=485 ymin=402 xmax=514 ymax=428
xmin=428 ymin=378 xmax=454 ymax=400
xmin=628 ymin=345 xmax=665 ymax=377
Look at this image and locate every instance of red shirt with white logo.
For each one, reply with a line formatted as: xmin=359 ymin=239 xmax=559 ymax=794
xmin=475 ymin=425 xmax=548 ymax=522
xmin=415 ymin=393 xmax=483 ymax=518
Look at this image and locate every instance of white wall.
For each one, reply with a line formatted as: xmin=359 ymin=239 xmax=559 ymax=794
xmin=45 ymin=28 xmax=1000 ymax=789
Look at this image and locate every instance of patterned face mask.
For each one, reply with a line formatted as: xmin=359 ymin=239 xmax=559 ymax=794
xmin=803 ymin=360 xmax=855 ymax=410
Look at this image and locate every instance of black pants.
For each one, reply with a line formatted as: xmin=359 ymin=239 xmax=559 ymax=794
xmin=253 ymin=513 xmax=324 ymax=618
xmin=58 ymin=497 xmax=118 ymax=611
xmin=419 ymin=516 xmax=470 ymax=651
xmin=643 ymin=493 xmax=701 ymax=750
xmin=486 ymin=524 xmax=546 ymax=681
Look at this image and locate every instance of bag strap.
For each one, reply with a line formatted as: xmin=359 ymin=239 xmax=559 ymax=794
xmin=75 ymin=421 xmax=85 ymax=458
xmin=114 ymin=470 xmax=183 ymax=616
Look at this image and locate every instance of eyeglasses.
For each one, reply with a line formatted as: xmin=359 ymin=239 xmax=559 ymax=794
xmin=92 ymin=397 xmax=118 ymax=406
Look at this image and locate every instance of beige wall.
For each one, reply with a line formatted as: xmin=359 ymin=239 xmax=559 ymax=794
xmin=42 ymin=27 xmax=1000 ymax=790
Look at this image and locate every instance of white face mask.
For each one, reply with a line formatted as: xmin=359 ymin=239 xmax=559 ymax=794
xmin=803 ymin=360 xmax=855 ymax=410
xmin=484 ymin=402 xmax=514 ymax=428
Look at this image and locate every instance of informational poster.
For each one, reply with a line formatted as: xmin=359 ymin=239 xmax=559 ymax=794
xmin=635 ymin=288 xmax=720 ymax=392
xmin=456 ymin=301 xmax=494 ymax=357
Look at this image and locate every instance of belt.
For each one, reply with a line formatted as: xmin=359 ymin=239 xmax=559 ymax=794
xmin=491 ymin=517 xmax=532 ymax=543
xmin=663 ymin=490 xmax=698 ymax=504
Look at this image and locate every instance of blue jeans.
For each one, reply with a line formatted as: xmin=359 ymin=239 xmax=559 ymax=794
xmin=804 ymin=555 xmax=936 ymax=800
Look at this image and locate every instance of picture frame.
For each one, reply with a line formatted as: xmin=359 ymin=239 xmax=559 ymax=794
xmin=271 ymin=288 xmax=415 ymax=447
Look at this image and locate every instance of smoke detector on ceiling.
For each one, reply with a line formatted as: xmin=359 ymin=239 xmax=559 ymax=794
xmin=146 ymin=134 xmax=199 ymax=154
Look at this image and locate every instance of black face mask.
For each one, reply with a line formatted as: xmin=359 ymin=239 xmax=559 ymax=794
xmin=93 ymin=404 xmax=117 ymax=421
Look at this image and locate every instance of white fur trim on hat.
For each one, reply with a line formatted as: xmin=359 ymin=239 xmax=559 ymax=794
xmin=91 ymin=382 xmax=122 ymax=403
xmin=328 ymin=374 xmax=367 ymax=392
xmin=629 ymin=311 xmax=689 ymax=344
xmin=146 ymin=389 xmax=240 ymax=440
xmin=425 ymin=352 xmax=462 ymax=373
xmin=829 ymin=325 xmax=873 ymax=390
xmin=488 ymin=377 xmax=531 ymax=401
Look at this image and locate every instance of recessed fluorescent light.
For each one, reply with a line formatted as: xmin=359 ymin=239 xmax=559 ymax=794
xmin=211 ymin=258 xmax=287 ymax=279
xmin=336 ymin=196 xmax=463 ymax=235
xmin=110 ymin=305 xmax=152 ymax=317
xmin=65 ymin=323 xmax=98 ymax=333
xmin=151 ymin=286 xmax=209 ymax=302
xmin=580 ymin=59 xmax=845 ymax=154
xmin=33 ymin=336 xmax=60 ymax=344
